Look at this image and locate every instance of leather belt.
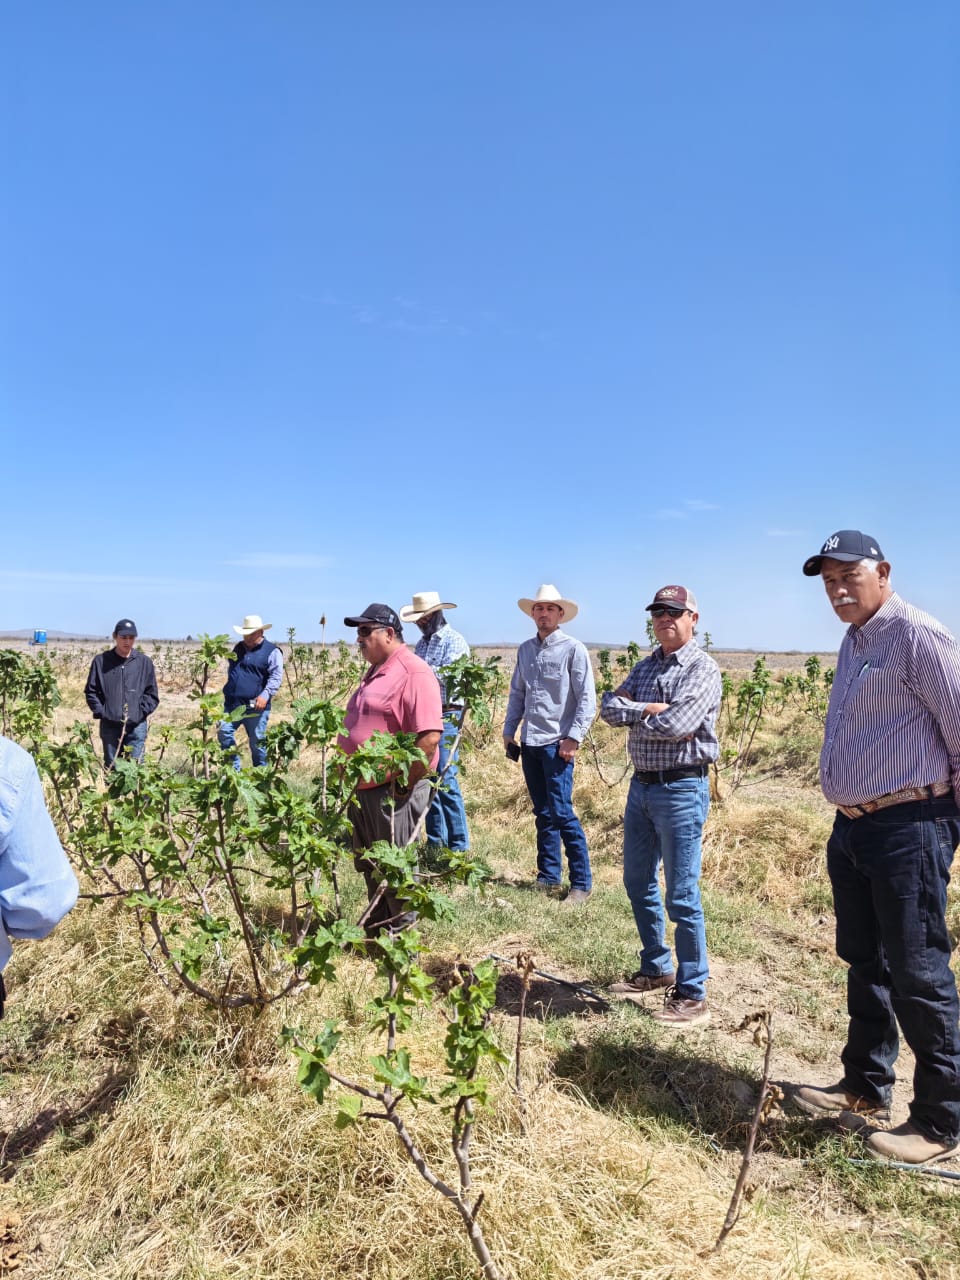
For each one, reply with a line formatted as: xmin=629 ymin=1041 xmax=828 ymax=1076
xmin=442 ymin=704 xmax=464 ymax=714
xmin=836 ymin=781 xmax=952 ymax=820
xmin=634 ymin=764 xmax=709 ymax=785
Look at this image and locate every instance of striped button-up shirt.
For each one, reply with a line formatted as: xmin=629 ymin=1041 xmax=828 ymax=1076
xmin=504 ymin=629 xmax=597 ymax=746
xmin=414 ymin=622 xmax=470 ymax=706
xmin=820 ymin=592 xmax=960 ymax=808
xmin=600 ymin=640 xmax=721 ymax=771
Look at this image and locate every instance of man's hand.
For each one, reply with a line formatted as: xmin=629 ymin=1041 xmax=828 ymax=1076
xmin=253 ymin=695 xmax=268 ymax=711
xmin=558 ymin=737 xmax=579 ymax=761
xmin=644 ymin=702 xmax=669 ymax=715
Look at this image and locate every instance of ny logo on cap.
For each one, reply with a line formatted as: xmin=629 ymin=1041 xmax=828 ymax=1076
xmin=823 ymin=535 xmax=840 ymax=552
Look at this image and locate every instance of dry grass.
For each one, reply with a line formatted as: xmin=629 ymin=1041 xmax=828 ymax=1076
xmin=1 ymin=644 xmax=959 ymax=1279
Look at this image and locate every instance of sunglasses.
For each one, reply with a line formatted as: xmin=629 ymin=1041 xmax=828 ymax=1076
xmin=649 ymin=606 xmax=689 ymax=619
xmin=356 ymin=625 xmax=388 ymax=638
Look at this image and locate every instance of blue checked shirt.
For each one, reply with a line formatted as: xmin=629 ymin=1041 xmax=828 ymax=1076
xmin=821 ymin=592 xmax=960 ymax=808
xmin=414 ymin=622 xmax=470 ymax=707
xmin=600 ymin=640 xmax=721 ymax=771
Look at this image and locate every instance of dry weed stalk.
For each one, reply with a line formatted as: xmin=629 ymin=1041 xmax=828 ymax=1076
xmin=708 ymin=1009 xmax=777 ymax=1255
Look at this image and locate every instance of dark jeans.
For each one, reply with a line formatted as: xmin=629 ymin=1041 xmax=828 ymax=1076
xmin=827 ymin=797 xmax=960 ymax=1143
xmin=100 ymin=718 xmax=148 ymax=767
xmin=520 ymin=742 xmax=591 ymax=890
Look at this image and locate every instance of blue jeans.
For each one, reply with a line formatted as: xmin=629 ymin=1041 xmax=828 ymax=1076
xmin=520 ymin=742 xmax=591 ymax=890
xmin=218 ymin=700 xmax=271 ymax=769
xmin=827 ymin=798 xmax=960 ymax=1143
xmin=100 ymin=718 xmax=149 ymax=767
xmin=622 ymin=775 xmax=710 ymax=1000
xmin=425 ymin=716 xmax=470 ymax=850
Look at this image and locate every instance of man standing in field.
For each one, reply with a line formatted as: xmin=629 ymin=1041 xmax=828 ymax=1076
xmin=338 ymin=603 xmax=443 ymax=934
xmin=796 ymin=530 xmax=960 ymax=1165
xmin=503 ymin=584 xmax=596 ymax=904
xmin=601 ymin=585 xmax=721 ymax=1028
xmin=218 ymin=615 xmax=283 ymax=769
xmin=400 ymin=591 xmax=471 ymax=852
xmin=84 ymin=619 xmax=160 ymax=767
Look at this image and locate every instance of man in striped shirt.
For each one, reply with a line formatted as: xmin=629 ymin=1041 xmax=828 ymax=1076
xmin=796 ymin=530 xmax=960 ymax=1166
xmin=601 ymin=585 xmax=721 ymax=1027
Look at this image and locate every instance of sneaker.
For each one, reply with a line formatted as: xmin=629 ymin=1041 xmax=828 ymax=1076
xmin=649 ymin=987 xmax=710 ymax=1027
xmin=609 ymin=970 xmax=676 ymax=997
xmin=794 ymin=1082 xmax=891 ymax=1123
xmin=865 ymin=1122 xmax=960 ymax=1166
xmin=564 ymin=888 xmax=592 ymax=905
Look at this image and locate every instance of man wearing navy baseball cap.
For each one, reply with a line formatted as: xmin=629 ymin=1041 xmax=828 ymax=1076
xmin=84 ymin=619 xmax=159 ymax=767
xmin=795 ymin=530 xmax=960 ymax=1166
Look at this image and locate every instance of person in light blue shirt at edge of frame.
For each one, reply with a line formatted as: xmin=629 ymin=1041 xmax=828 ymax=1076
xmin=0 ymin=735 xmax=80 ymax=1013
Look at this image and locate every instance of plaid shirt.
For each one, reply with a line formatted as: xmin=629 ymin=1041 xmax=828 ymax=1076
xmin=414 ymin=622 xmax=470 ymax=706
xmin=600 ymin=640 xmax=721 ymax=771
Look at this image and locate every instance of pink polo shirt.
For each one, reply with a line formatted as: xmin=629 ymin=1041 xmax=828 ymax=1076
xmin=338 ymin=645 xmax=443 ymax=786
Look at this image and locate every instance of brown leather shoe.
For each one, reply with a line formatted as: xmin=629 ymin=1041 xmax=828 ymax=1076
xmin=865 ymin=1122 xmax=960 ymax=1166
xmin=564 ymin=888 xmax=592 ymax=905
xmin=794 ymin=1082 xmax=891 ymax=1122
xmin=649 ymin=988 xmax=710 ymax=1027
xmin=609 ymin=970 xmax=676 ymax=997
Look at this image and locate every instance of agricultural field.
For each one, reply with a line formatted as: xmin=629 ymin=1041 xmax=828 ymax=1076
xmin=0 ymin=638 xmax=958 ymax=1280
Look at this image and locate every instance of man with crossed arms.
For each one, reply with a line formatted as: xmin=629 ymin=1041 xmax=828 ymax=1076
xmin=602 ymin=585 xmax=721 ymax=1028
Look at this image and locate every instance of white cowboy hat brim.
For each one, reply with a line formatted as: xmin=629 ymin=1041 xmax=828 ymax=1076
xmin=398 ymin=600 xmax=457 ymax=623
xmin=233 ymin=622 xmax=273 ymax=635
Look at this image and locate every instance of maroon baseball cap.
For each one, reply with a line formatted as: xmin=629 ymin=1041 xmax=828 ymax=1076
xmin=645 ymin=585 xmax=698 ymax=612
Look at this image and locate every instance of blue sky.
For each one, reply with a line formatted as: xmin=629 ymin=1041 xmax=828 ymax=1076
xmin=2 ymin=2 xmax=957 ymax=651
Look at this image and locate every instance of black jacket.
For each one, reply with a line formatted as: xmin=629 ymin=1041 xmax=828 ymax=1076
xmin=84 ymin=649 xmax=160 ymax=725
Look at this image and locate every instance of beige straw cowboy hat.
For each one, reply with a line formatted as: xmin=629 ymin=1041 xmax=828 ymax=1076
xmin=233 ymin=615 xmax=273 ymax=635
xmin=398 ymin=591 xmax=457 ymax=623
xmin=517 ymin=584 xmax=579 ymax=622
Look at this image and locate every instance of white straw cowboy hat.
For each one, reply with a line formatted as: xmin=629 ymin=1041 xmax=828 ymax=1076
xmin=399 ymin=591 xmax=457 ymax=623
xmin=233 ymin=614 xmax=273 ymax=635
xmin=517 ymin=584 xmax=579 ymax=622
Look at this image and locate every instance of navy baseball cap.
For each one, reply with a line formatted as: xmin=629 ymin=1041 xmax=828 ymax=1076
xmin=113 ymin=619 xmax=138 ymax=636
xmin=343 ymin=603 xmax=403 ymax=632
xmin=802 ymin=530 xmax=885 ymax=577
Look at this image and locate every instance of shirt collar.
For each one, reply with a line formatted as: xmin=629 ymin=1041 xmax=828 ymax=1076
xmin=655 ymin=637 xmax=699 ymax=665
xmin=537 ymin=627 xmax=568 ymax=648
xmin=849 ymin=591 xmax=901 ymax=643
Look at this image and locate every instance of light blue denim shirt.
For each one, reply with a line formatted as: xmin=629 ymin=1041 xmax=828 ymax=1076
xmin=504 ymin=629 xmax=597 ymax=746
xmin=0 ymin=736 xmax=79 ymax=970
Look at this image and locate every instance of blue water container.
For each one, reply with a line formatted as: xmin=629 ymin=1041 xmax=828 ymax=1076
xmin=33 ymin=629 xmax=47 ymax=645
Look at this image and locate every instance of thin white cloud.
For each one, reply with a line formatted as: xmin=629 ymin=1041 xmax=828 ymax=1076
xmin=684 ymin=499 xmax=720 ymax=511
xmin=225 ymin=553 xmax=333 ymax=570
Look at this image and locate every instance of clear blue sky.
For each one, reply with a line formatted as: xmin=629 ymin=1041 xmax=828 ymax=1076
xmin=2 ymin=3 xmax=957 ymax=651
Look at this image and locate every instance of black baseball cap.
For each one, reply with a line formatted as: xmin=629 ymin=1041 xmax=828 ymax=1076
xmin=113 ymin=618 xmax=138 ymax=636
xmin=343 ymin=603 xmax=402 ymax=632
xmin=802 ymin=530 xmax=885 ymax=577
